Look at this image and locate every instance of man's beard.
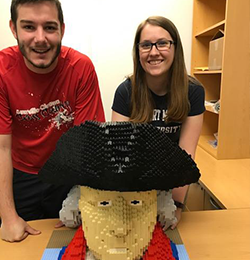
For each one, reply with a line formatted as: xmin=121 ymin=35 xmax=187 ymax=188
xmin=18 ymin=40 xmax=61 ymax=69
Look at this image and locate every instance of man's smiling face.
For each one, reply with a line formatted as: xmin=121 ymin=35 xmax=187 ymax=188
xmin=10 ymin=1 xmax=65 ymax=74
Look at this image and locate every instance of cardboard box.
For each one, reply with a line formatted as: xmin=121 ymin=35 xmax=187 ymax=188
xmin=208 ymin=30 xmax=224 ymax=70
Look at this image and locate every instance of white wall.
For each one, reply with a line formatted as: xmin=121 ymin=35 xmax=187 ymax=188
xmin=0 ymin=0 xmax=17 ymax=48
xmin=0 ymin=0 xmax=194 ymax=120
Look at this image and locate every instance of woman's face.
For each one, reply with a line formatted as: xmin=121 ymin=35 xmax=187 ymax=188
xmin=139 ymin=24 xmax=175 ymax=82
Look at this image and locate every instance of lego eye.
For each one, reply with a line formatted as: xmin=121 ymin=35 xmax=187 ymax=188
xmin=98 ymin=200 xmax=112 ymax=207
xmin=130 ymin=200 xmax=142 ymax=206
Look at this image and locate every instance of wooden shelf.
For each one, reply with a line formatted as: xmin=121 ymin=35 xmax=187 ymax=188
xmin=195 ymin=20 xmax=225 ymax=37
xmin=192 ymin=0 xmax=250 ymax=159
xmin=205 ymin=105 xmax=219 ymax=114
xmin=194 ymin=70 xmax=222 ymax=75
xmin=198 ymin=135 xmax=217 ymax=158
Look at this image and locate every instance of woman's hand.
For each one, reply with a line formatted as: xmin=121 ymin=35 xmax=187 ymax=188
xmin=170 ymin=208 xmax=182 ymax=230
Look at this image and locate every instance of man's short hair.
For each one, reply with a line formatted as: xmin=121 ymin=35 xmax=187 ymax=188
xmin=10 ymin=0 xmax=64 ymax=27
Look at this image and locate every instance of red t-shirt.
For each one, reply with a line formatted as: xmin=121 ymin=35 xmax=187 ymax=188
xmin=0 ymin=46 xmax=105 ymax=174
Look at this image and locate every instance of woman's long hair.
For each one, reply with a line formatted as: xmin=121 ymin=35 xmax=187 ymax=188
xmin=130 ymin=16 xmax=190 ymax=123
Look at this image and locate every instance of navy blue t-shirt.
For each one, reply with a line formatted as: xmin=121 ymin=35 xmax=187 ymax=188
xmin=112 ymin=78 xmax=205 ymax=143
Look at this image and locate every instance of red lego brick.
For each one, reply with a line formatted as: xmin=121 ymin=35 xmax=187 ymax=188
xmin=61 ymin=226 xmax=86 ymax=260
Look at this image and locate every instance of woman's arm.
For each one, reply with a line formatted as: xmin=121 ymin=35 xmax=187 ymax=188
xmin=111 ymin=110 xmax=130 ymax=122
xmin=178 ymin=113 xmax=204 ymax=159
xmin=171 ymin=114 xmax=203 ymax=229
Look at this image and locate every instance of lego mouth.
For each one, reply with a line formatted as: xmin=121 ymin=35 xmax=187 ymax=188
xmin=108 ymin=248 xmax=127 ymax=254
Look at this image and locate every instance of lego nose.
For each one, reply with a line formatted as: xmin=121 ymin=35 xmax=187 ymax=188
xmin=114 ymin=226 xmax=127 ymax=236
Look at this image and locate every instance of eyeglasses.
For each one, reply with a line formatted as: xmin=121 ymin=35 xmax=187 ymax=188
xmin=138 ymin=39 xmax=175 ymax=52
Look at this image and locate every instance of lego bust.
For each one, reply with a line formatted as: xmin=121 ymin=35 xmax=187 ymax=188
xmin=39 ymin=121 xmax=201 ymax=260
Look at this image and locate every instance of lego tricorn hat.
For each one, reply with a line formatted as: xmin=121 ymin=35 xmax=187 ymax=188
xmin=39 ymin=121 xmax=200 ymax=191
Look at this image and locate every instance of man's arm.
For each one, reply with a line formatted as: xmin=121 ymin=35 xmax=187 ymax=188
xmin=0 ymin=134 xmax=41 ymax=242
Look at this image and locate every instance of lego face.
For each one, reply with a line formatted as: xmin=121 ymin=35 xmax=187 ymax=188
xmin=79 ymin=186 xmax=157 ymax=260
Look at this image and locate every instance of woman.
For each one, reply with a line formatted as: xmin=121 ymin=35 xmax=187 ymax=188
xmin=111 ymin=16 xmax=205 ymax=229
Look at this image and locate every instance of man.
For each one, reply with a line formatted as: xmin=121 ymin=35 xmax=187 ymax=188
xmin=0 ymin=0 xmax=105 ymax=243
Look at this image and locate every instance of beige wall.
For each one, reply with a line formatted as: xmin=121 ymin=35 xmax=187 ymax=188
xmin=0 ymin=0 xmax=194 ymax=120
xmin=0 ymin=0 xmax=16 ymax=48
